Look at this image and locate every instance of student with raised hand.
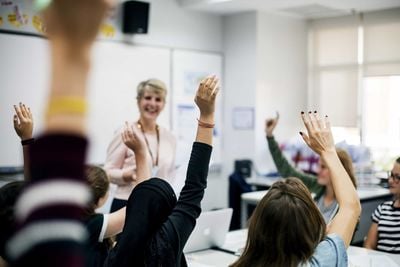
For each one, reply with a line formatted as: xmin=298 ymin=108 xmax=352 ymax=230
xmin=5 ymin=0 xmax=111 ymax=266
xmin=105 ymin=75 xmax=219 ymax=267
xmin=364 ymin=157 xmax=400 ymax=253
xmin=13 ymin=102 xmax=34 ymax=181
xmin=85 ymin=123 xmax=150 ymax=267
xmin=231 ymin=112 xmax=361 ymax=267
xmin=265 ymin=112 xmax=357 ymax=223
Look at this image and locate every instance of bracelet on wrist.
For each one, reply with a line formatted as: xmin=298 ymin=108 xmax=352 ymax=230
xmin=197 ymin=118 xmax=215 ymax=128
xmin=46 ymin=96 xmax=87 ymax=117
xmin=21 ymin=138 xmax=34 ymax=146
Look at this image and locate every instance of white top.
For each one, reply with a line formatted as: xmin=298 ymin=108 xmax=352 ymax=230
xmin=104 ymin=122 xmax=176 ymax=200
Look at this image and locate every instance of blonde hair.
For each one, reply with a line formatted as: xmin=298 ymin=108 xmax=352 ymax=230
xmin=136 ymin=79 xmax=167 ymax=102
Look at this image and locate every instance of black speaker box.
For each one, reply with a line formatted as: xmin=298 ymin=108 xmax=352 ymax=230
xmin=122 ymin=1 xmax=150 ymax=34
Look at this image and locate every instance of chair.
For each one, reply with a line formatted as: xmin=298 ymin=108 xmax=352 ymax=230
xmin=228 ymin=171 xmax=252 ymax=230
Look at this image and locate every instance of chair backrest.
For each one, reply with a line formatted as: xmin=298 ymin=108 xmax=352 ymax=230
xmin=234 ymin=159 xmax=252 ymax=178
xmin=229 ymin=172 xmax=252 ymax=230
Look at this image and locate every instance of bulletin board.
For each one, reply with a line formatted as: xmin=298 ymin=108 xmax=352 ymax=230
xmin=0 ymin=0 xmax=122 ymax=40
xmin=0 ymin=33 xmax=171 ymax=167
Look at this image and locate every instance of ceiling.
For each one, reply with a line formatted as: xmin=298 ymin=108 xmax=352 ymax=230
xmin=177 ymin=0 xmax=400 ymax=18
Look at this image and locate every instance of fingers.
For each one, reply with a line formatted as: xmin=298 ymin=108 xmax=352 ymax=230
xmin=122 ymin=122 xmax=140 ymax=145
xmin=302 ymin=111 xmax=326 ymax=133
xmin=14 ymin=104 xmax=23 ymax=121
xmin=299 ymin=131 xmax=310 ymax=147
xmin=301 ymin=111 xmax=312 ymax=134
xmin=13 ymin=114 xmax=19 ymax=129
xmin=200 ymin=75 xmax=218 ymax=96
xmin=276 ymin=111 xmax=280 ymax=121
xmin=309 ymin=111 xmax=320 ymax=131
xmin=20 ymin=102 xmax=28 ymax=118
xmin=211 ymin=86 xmax=219 ymax=100
xmin=324 ymin=115 xmax=331 ymax=130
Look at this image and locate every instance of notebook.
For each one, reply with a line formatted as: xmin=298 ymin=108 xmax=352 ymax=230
xmin=184 ymin=208 xmax=233 ymax=253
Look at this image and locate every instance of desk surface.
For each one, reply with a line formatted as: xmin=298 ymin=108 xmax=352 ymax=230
xmin=187 ymin=229 xmax=400 ymax=267
xmin=241 ymin=186 xmax=391 ymax=204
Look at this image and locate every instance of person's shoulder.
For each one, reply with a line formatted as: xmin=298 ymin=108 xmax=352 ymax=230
xmin=309 ymin=234 xmax=347 ymax=267
xmin=378 ymin=200 xmax=395 ymax=209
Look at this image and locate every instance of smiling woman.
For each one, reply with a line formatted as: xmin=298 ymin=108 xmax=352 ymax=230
xmin=104 ymin=79 xmax=177 ymax=213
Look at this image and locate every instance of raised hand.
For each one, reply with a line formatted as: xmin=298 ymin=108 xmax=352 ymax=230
xmin=43 ymin=0 xmax=112 ymax=49
xmin=265 ymin=111 xmax=279 ymax=137
xmin=194 ymin=75 xmax=219 ymax=121
xmin=299 ymin=111 xmax=335 ymax=156
xmin=121 ymin=122 xmax=150 ymax=183
xmin=13 ymin=102 xmax=33 ymax=140
xmin=121 ymin=122 xmax=145 ymax=154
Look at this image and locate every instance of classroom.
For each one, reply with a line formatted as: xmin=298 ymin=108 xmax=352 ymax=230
xmin=1 ymin=0 xmax=400 ymax=266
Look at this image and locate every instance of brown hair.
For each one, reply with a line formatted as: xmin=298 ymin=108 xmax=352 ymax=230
xmin=231 ymin=178 xmax=326 ymax=267
xmin=136 ymin=78 xmax=167 ymax=102
xmin=85 ymin=165 xmax=109 ymax=216
xmin=336 ymin=148 xmax=357 ymax=188
xmin=396 ymin=157 xmax=400 ymax=164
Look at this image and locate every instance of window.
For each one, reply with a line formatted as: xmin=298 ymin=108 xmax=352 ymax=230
xmin=363 ymin=76 xmax=400 ymax=166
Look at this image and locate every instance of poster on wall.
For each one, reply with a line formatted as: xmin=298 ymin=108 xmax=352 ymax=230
xmin=233 ymin=107 xmax=254 ymax=130
xmin=172 ymin=50 xmax=223 ymax=167
xmin=0 ymin=0 xmax=122 ymax=40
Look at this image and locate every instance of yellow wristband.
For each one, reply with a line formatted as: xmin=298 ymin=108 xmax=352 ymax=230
xmin=46 ymin=96 xmax=87 ymax=117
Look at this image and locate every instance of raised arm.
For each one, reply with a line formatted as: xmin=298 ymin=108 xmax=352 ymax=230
xmin=265 ymin=113 xmax=319 ymax=190
xmin=300 ymin=111 xmax=361 ymax=247
xmin=13 ymin=103 xmax=34 ymax=181
xmin=121 ymin=122 xmax=150 ymax=185
xmin=105 ymin=122 xmax=150 ymax=238
xmin=104 ymin=129 xmax=135 ymax=185
xmin=6 ymin=1 xmax=111 ymax=266
xmin=162 ymin=75 xmax=219 ymax=250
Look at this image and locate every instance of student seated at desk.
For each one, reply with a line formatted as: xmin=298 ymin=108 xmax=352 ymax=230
xmin=364 ymin=157 xmax=400 ymax=254
xmin=265 ymin=112 xmax=357 ymax=223
xmin=231 ymin=112 xmax=361 ymax=267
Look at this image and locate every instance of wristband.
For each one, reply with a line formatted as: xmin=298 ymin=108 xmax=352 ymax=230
xmin=197 ymin=118 xmax=215 ymax=128
xmin=21 ymin=138 xmax=34 ymax=146
xmin=46 ymin=96 xmax=87 ymax=117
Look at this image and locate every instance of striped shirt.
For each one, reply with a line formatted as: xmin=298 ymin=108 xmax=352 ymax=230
xmin=372 ymin=200 xmax=400 ymax=254
xmin=6 ymin=134 xmax=90 ymax=266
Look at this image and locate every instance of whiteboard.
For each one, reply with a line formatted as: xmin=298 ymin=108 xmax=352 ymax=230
xmin=171 ymin=50 xmax=223 ymax=166
xmin=0 ymin=34 xmax=171 ymax=167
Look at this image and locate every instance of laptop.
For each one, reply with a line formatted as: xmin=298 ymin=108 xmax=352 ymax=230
xmin=183 ymin=208 xmax=233 ymax=253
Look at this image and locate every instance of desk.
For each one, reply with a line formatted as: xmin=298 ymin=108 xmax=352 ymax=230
xmin=241 ymin=187 xmax=392 ymax=244
xmin=245 ymin=175 xmax=281 ymax=189
xmin=187 ymin=229 xmax=400 ymax=267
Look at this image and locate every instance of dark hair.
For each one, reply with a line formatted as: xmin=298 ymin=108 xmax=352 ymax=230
xmin=231 ymin=178 xmax=326 ymax=267
xmin=336 ymin=148 xmax=357 ymax=188
xmin=396 ymin=157 xmax=400 ymax=164
xmin=0 ymin=181 xmax=25 ymax=259
xmin=85 ymin=165 xmax=109 ymax=217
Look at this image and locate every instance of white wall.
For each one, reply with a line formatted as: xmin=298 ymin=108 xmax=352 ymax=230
xmin=200 ymin=12 xmax=258 ymax=211
xmin=128 ymin=0 xmax=223 ymax=52
xmin=205 ymin=11 xmax=308 ymax=210
xmin=254 ymin=12 xmax=308 ymax=173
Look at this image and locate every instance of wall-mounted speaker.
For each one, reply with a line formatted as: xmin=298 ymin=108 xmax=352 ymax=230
xmin=122 ymin=1 xmax=150 ymax=34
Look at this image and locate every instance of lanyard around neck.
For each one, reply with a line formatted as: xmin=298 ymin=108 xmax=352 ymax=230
xmin=137 ymin=121 xmax=160 ymax=167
